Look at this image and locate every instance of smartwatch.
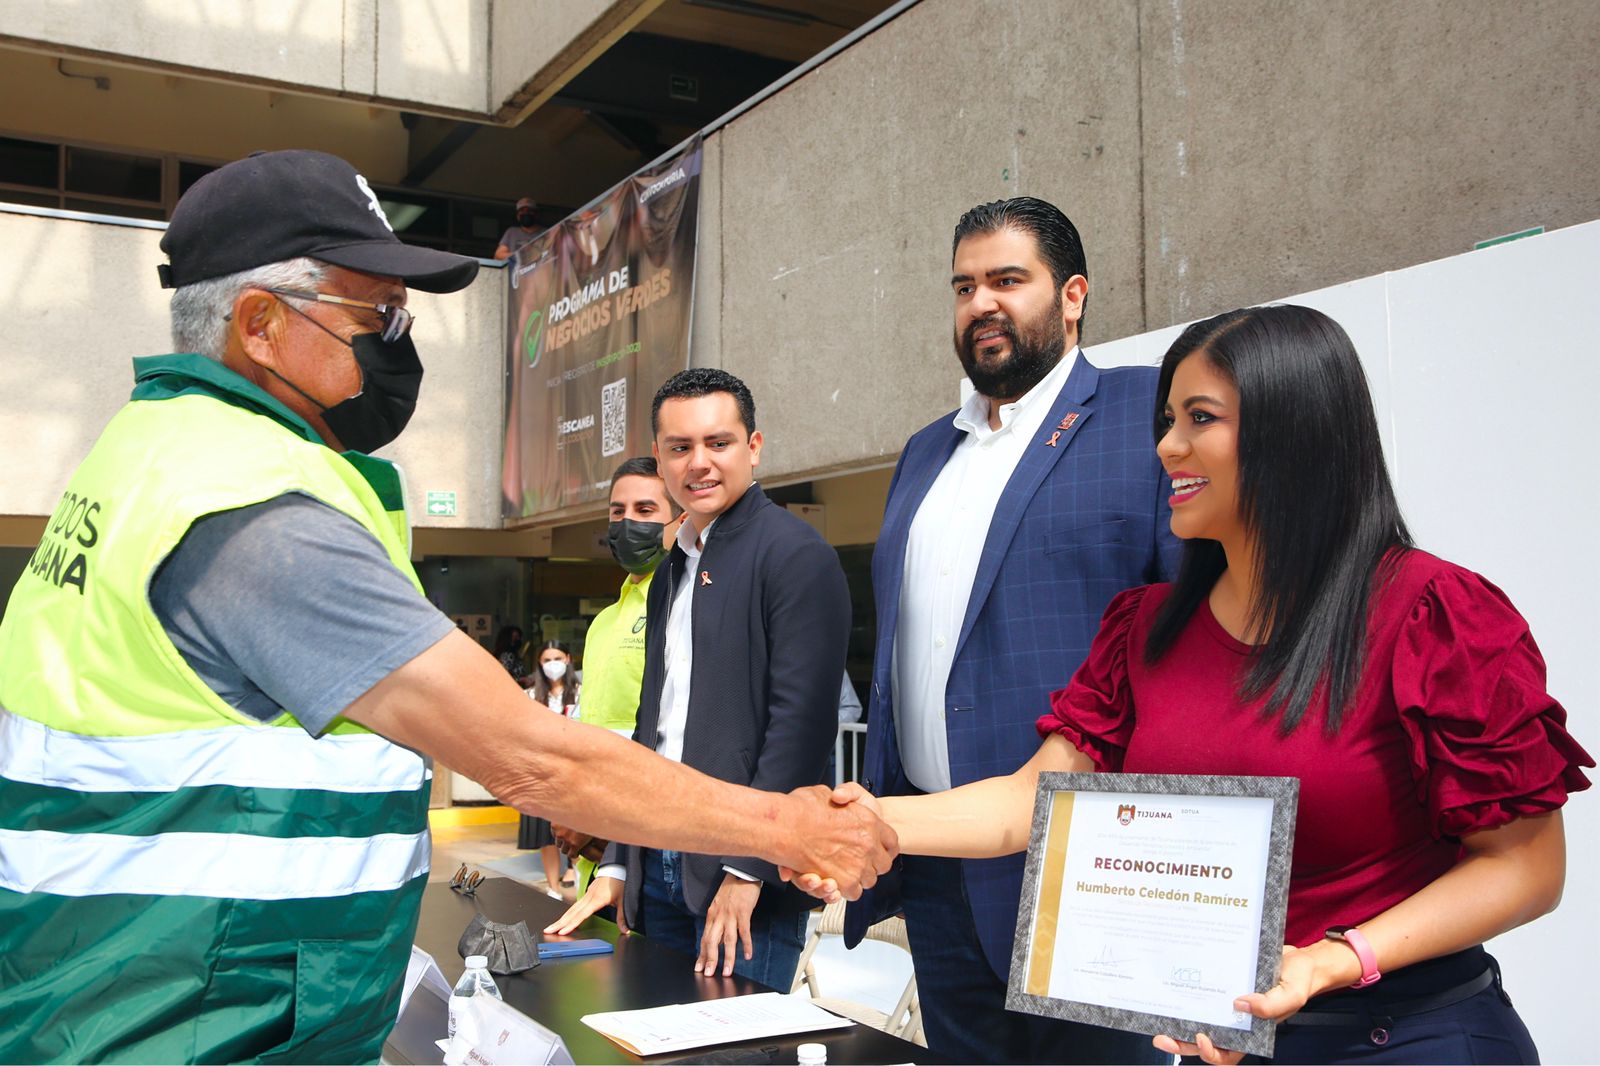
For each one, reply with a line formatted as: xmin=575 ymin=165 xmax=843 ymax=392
xmin=1324 ymin=925 xmax=1381 ymax=988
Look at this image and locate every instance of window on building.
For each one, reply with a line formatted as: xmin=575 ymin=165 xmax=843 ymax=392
xmin=1 ymin=131 xmax=508 ymax=258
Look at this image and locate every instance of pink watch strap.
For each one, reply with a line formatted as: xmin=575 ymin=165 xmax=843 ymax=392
xmin=1334 ymin=927 xmax=1381 ymax=988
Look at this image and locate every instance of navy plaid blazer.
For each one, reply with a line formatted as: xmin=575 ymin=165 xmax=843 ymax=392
xmin=847 ymin=354 xmax=1181 ymax=979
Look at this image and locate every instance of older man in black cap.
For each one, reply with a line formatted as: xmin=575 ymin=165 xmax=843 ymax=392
xmin=0 ymin=150 xmax=894 ymax=1064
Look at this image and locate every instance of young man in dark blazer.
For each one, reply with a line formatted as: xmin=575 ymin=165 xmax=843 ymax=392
xmin=550 ymin=368 xmax=850 ymax=987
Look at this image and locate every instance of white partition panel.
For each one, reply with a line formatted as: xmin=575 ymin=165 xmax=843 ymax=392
xmin=1087 ymin=221 xmax=1600 ymax=1064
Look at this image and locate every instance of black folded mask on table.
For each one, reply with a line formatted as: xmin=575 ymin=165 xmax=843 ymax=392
xmin=458 ymin=915 xmax=540 ymax=975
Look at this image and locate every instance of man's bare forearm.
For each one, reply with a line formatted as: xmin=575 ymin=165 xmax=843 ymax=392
xmin=343 ymin=629 xmax=882 ymax=880
xmin=481 ymin=711 xmax=796 ymax=864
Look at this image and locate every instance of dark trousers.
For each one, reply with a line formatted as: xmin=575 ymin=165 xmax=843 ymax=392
xmin=636 ymin=849 xmax=810 ymax=991
xmin=1237 ymin=952 xmax=1538 ymax=1064
xmin=899 ymin=853 xmax=1168 ymax=1065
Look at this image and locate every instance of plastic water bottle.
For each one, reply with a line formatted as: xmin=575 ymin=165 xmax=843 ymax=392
xmin=796 ymin=1042 xmax=827 ymax=1065
xmin=447 ymin=955 xmax=502 ymax=1041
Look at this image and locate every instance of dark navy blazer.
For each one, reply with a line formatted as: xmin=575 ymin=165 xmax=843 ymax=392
xmin=613 ymin=482 xmax=850 ymax=927
xmin=847 ymin=354 xmax=1181 ymax=978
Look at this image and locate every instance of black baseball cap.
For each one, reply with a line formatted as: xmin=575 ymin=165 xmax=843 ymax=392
xmin=158 ymin=149 xmax=479 ymax=293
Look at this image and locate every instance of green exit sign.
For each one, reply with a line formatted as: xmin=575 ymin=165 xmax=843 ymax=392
xmin=1475 ymin=226 xmax=1543 ymax=250
xmin=425 ymin=491 xmax=457 ymax=517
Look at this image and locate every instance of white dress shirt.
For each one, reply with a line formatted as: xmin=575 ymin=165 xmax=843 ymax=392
xmin=598 ymin=514 xmax=756 ymax=883
xmin=654 ymin=513 xmax=714 ymax=765
xmin=893 ymin=348 xmax=1079 ymax=792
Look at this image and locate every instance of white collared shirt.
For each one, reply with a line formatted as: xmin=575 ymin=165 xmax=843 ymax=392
xmin=893 ymin=348 xmax=1080 ymax=792
xmin=654 ymin=513 xmax=715 ymax=766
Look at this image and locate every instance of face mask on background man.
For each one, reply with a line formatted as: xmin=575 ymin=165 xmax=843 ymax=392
xmin=606 ymin=519 xmax=666 ymax=575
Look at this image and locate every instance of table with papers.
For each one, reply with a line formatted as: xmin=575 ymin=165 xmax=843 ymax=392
xmin=393 ymin=877 xmax=935 ymax=1064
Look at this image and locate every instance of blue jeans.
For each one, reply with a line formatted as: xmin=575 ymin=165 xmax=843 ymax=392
xmin=900 ymin=853 xmax=1168 ymax=1064
xmin=637 ymin=849 xmax=810 ymax=990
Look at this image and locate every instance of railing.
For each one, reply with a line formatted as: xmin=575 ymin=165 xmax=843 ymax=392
xmin=834 ymin=722 xmax=867 ymax=789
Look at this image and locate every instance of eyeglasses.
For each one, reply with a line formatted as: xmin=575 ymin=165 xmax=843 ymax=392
xmin=266 ymin=288 xmax=414 ymax=343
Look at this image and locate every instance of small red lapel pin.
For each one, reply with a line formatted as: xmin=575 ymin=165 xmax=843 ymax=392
xmin=1058 ymin=412 xmax=1079 ymax=431
xmin=699 ymin=570 xmax=713 ymax=587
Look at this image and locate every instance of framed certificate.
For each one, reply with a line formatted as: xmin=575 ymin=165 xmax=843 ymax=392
xmin=1005 ymin=773 xmax=1299 ymax=1059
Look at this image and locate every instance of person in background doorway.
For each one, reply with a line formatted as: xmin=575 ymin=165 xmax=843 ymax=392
xmin=493 ymin=624 xmax=532 ymax=688
xmin=519 ymin=640 xmax=579 ymax=897
xmin=493 ymin=197 xmax=539 ymax=261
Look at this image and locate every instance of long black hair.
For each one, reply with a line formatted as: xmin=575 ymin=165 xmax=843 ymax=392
xmin=493 ymin=625 xmax=523 ymax=658
xmin=530 ymin=639 xmax=579 ymax=712
xmin=1144 ymin=304 xmax=1413 ymax=732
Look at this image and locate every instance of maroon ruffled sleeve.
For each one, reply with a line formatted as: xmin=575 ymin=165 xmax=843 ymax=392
xmin=1036 ymin=586 xmax=1150 ymax=772
xmin=1392 ymin=568 xmax=1593 ymax=837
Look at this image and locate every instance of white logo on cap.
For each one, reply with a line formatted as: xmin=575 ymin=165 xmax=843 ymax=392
xmin=355 ymin=173 xmax=393 ymax=232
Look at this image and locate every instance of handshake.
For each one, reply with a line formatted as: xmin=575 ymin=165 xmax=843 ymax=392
xmin=552 ymin=782 xmax=893 ymax=901
xmin=776 ymin=782 xmax=889 ymax=903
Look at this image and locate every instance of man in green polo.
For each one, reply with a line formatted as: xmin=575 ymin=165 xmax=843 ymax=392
xmin=554 ymin=457 xmax=681 ymax=892
xmin=0 ymin=149 xmax=894 ymax=1064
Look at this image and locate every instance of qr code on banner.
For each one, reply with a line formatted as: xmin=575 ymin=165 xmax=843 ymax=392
xmin=601 ymin=378 xmax=627 ymax=457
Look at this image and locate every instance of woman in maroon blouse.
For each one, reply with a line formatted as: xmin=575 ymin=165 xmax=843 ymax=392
xmin=805 ymin=305 xmax=1590 ymax=1063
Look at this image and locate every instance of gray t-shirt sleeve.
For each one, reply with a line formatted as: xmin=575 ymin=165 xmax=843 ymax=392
xmin=149 ymin=493 xmax=455 ymax=735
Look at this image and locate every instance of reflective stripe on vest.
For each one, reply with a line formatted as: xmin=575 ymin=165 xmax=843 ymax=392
xmin=0 ymin=706 xmax=426 ymax=793
xmin=0 ymin=826 xmax=430 ymax=899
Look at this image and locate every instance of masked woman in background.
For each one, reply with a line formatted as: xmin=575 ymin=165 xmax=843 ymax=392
xmin=809 ymin=304 xmax=1591 ymax=1064
xmin=518 ymin=640 xmax=580 ymax=897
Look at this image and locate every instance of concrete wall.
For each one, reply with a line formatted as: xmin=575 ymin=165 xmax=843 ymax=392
xmin=489 ymin=0 xmax=662 ymax=117
xmin=690 ymin=0 xmax=1600 ymax=485
xmin=373 ymin=0 xmax=491 ymax=113
xmin=377 ymin=261 xmax=507 ymax=530
xmin=1137 ymin=0 xmax=1600 ymax=325
xmin=706 ymin=0 xmax=1147 ymax=479
xmin=0 ymin=0 xmax=656 ymax=121
xmin=0 ymin=209 xmax=504 ymax=529
xmin=1 ymin=1 xmax=350 ymax=95
xmin=0 ymin=212 xmax=170 ymax=519
xmin=0 ymin=49 xmax=410 ymax=181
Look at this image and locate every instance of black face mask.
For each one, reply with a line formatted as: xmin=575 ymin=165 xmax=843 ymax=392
xmin=321 ymin=331 xmax=423 ymax=453
xmin=516 ymin=211 xmax=536 ymax=227
xmin=607 ymin=519 xmax=667 ymax=574
xmin=269 ymin=329 xmax=423 ymax=454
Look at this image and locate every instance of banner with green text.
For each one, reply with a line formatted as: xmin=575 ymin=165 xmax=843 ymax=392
xmin=501 ymin=136 xmax=701 ymax=521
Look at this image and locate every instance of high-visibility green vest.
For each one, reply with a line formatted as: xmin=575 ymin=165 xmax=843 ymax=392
xmin=570 ymin=571 xmax=652 ymax=892
xmin=0 ymin=355 xmax=433 ymax=1064
xmin=578 ymin=570 xmax=653 ymax=733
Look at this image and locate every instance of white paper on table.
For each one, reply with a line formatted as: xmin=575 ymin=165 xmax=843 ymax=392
xmin=442 ymin=994 xmax=575 ymax=1066
xmin=581 ymin=992 xmax=853 ymax=1056
xmin=396 ymin=945 xmax=455 ymax=1022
